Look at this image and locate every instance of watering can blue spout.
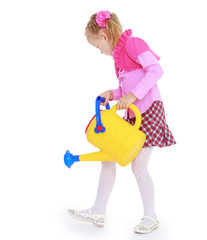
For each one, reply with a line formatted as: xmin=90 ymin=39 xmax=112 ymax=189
xmin=64 ymin=150 xmax=80 ymax=168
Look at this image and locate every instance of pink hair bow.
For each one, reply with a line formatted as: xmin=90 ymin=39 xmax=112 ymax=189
xmin=96 ymin=11 xmax=111 ymax=28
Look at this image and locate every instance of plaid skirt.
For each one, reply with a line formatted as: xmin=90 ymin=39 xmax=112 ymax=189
xmin=126 ymin=101 xmax=176 ymax=148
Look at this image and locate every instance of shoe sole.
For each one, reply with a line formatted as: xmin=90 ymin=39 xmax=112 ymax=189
xmin=67 ymin=209 xmax=105 ymax=227
xmin=134 ymin=225 xmax=159 ymax=234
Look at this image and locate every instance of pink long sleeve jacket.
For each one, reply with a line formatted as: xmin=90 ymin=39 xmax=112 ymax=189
xmin=112 ymin=29 xmax=163 ymax=117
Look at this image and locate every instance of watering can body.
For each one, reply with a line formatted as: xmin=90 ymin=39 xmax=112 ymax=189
xmin=64 ymin=97 xmax=146 ymax=168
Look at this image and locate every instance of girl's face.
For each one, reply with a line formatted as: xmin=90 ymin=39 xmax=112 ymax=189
xmin=87 ymin=31 xmax=113 ymax=56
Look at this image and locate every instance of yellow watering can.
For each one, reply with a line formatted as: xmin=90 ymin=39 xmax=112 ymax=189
xmin=64 ymin=96 xmax=146 ymax=168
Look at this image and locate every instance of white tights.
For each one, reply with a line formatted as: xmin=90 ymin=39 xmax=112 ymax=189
xmin=83 ymin=147 xmax=156 ymax=223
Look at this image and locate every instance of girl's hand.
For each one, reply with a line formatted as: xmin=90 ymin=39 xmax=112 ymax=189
xmin=117 ymin=93 xmax=137 ymax=110
xmin=99 ymin=90 xmax=114 ymax=106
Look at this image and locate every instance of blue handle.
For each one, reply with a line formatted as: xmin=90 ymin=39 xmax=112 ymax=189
xmin=100 ymin=97 xmax=110 ymax=109
xmin=94 ymin=96 xmax=110 ymax=133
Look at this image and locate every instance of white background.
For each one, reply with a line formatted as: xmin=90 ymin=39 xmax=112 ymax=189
xmin=0 ymin=0 xmax=206 ymax=239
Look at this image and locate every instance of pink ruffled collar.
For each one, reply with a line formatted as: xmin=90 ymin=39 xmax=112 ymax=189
xmin=112 ymin=29 xmax=132 ymax=65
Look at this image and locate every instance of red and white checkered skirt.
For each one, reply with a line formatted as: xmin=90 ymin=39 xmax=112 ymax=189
xmin=126 ymin=101 xmax=176 ymax=148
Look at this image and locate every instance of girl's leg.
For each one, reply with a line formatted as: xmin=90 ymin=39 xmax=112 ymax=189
xmin=92 ymin=161 xmax=116 ymax=214
xmin=80 ymin=161 xmax=116 ymax=214
xmin=131 ymin=147 xmax=156 ymax=225
xmin=68 ymin=161 xmax=116 ymax=226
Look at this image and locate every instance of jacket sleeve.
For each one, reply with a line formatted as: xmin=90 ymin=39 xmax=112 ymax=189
xmin=130 ymin=51 xmax=163 ymax=100
xmin=111 ymin=80 xmax=122 ymax=100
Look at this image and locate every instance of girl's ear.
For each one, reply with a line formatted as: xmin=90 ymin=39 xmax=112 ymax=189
xmin=100 ymin=31 xmax=109 ymax=41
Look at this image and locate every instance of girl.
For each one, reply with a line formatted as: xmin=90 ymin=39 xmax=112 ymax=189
xmin=68 ymin=11 xmax=176 ymax=234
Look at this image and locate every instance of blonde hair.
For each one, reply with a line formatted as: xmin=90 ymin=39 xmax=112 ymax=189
xmin=85 ymin=11 xmax=123 ymax=48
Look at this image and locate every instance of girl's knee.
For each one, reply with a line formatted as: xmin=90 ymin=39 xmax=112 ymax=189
xmin=101 ymin=161 xmax=116 ymax=172
xmin=131 ymin=160 xmax=137 ymax=174
xmin=131 ymin=159 xmax=146 ymax=177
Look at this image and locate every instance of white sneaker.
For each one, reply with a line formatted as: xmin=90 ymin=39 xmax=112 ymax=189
xmin=134 ymin=216 xmax=159 ymax=234
xmin=67 ymin=208 xmax=105 ymax=227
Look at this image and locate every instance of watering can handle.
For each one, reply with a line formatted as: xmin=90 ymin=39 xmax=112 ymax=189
xmin=94 ymin=96 xmax=110 ymax=133
xmin=100 ymin=97 xmax=110 ymax=109
xmin=111 ymin=104 xmax=142 ymax=129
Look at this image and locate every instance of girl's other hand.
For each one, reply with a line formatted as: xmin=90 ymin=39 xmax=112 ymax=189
xmin=99 ymin=90 xmax=113 ymax=106
xmin=117 ymin=93 xmax=137 ymax=110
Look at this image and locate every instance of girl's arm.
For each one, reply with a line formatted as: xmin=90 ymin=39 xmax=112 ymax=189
xmin=99 ymin=80 xmax=122 ymax=107
xmin=131 ymin=51 xmax=163 ymax=100
xmin=111 ymin=80 xmax=122 ymax=100
xmin=116 ymin=51 xmax=163 ymax=110
xmin=112 ymin=51 xmax=163 ymax=110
